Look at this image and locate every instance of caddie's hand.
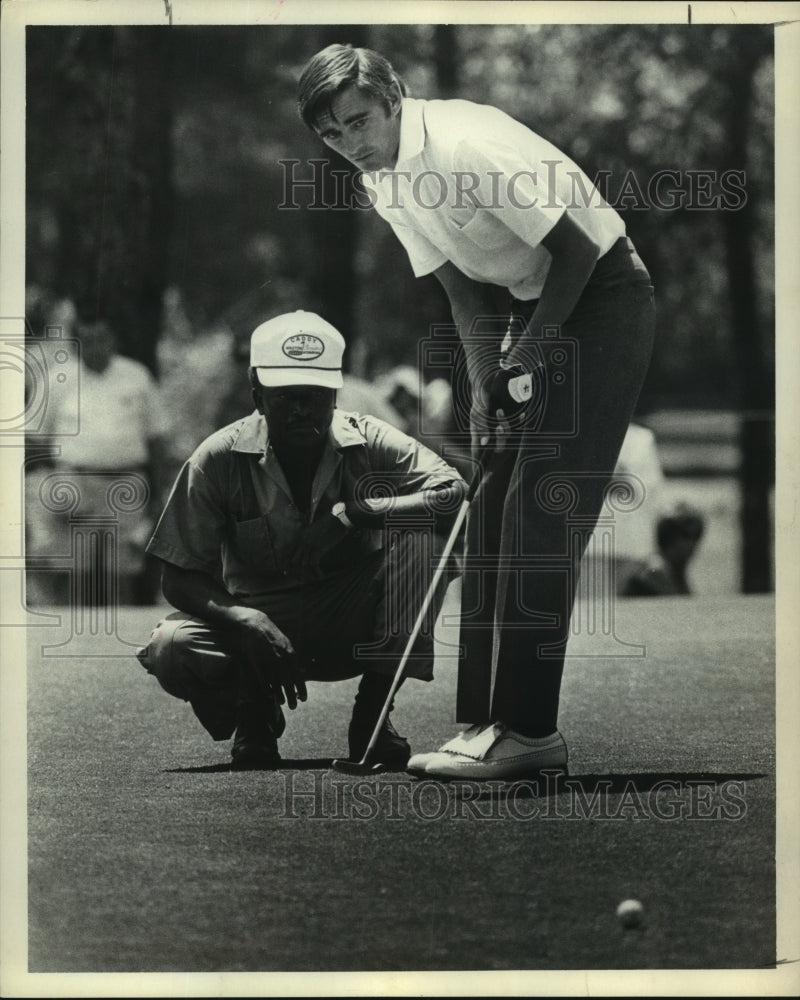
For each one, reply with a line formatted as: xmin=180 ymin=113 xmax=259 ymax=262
xmin=272 ymin=654 xmax=308 ymax=711
xmin=290 ymin=511 xmax=351 ymax=579
xmin=237 ymin=607 xmax=307 ymax=710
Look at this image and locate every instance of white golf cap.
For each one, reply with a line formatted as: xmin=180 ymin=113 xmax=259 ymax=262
xmin=250 ymin=310 xmax=345 ymax=389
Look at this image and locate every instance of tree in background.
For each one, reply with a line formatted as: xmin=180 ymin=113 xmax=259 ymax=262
xmin=26 ymin=27 xmax=172 ymax=374
xmin=717 ymin=31 xmax=774 ymax=592
xmin=24 ymin=23 xmax=775 ymax=591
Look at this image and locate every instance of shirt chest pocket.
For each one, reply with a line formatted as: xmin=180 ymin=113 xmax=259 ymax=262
xmin=233 ymin=516 xmax=279 ymax=573
xmin=448 ymin=208 xmax=511 ymax=250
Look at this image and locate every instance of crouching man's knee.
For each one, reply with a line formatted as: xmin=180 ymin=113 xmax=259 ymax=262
xmin=136 ymin=613 xmax=239 ymax=740
xmin=136 ymin=612 xmax=236 ymax=699
xmin=136 ymin=613 xmax=196 ymax=700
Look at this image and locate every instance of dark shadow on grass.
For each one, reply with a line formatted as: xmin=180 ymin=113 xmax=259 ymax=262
xmin=420 ymin=770 xmax=771 ymax=801
xmin=164 ymin=757 xmax=335 ymax=774
xmin=564 ymin=771 xmax=769 ymax=791
xmin=163 ymin=767 xmax=772 ymax=795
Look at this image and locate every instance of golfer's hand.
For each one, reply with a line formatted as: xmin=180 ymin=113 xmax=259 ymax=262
xmin=290 ymin=513 xmax=350 ymax=579
xmin=486 ymin=361 xmax=535 ymax=424
xmin=237 ymin=608 xmax=307 ymax=710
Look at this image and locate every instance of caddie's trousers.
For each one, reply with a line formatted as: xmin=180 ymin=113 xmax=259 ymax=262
xmin=137 ymin=528 xmax=454 ymax=740
xmin=458 ymin=236 xmax=656 ymax=732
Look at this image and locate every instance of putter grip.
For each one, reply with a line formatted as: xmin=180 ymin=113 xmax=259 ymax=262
xmin=466 ymin=441 xmax=494 ymax=503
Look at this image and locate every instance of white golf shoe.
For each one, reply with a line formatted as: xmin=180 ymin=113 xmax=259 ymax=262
xmin=407 ymin=723 xmax=568 ymax=780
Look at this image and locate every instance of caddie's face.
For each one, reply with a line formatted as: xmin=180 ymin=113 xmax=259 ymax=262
xmin=315 ymin=84 xmax=401 ymax=172
xmin=257 ymin=385 xmax=336 ymax=451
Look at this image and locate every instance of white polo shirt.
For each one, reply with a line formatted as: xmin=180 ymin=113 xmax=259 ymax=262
xmin=48 ymin=354 xmax=168 ymax=468
xmin=360 ymin=98 xmax=626 ymax=301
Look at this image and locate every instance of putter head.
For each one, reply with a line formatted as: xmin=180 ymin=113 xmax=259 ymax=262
xmin=330 ymin=758 xmax=384 ymax=776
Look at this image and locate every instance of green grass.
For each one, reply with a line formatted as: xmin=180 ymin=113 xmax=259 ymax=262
xmin=25 ymin=594 xmax=776 ymax=974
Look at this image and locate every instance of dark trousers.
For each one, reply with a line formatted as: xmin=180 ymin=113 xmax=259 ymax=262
xmin=137 ymin=528 xmax=454 ymax=740
xmin=458 ymin=237 xmax=656 ymax=731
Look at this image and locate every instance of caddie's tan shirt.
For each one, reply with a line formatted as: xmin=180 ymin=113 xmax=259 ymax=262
xmin=146 ymin=409 xmax=463 ymax=604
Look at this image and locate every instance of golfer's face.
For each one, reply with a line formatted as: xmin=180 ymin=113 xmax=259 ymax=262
xmin=315 ymin=85 xmax=401 ymax=172
xmin=260 ymin=385 xmax=335 ymax=450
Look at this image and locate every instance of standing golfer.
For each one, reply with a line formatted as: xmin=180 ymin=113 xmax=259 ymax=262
xmin=136 ymin=311 xmax=465 ymax=769
xmin=297 ymin=44 xmax=656 ymax=779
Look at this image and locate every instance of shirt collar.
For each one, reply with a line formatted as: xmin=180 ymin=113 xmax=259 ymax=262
xmin=231 ymin=409 xmax=366 ymax=455
xmin=394 ymin=98 xmax=426 ymax=168
xmin=329 ymin=410 xmax=368 ymax=449
xmin=231 ymin=410 xmax=267 ymax=454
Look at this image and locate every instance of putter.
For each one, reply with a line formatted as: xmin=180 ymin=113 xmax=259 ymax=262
xmin=331 ymin=437 xmax=496 ymax=775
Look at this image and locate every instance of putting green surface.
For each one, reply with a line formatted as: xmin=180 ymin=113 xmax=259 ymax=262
xmin=24 ymin=590 xmax=777 ymax=974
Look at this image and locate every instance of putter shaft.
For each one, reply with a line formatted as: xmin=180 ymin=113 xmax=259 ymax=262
xmin=349 ymin=442 xmax=495 ymax=771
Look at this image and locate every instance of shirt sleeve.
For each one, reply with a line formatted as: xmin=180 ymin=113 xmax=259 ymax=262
xmin=453 ymin=137 xmax=565 ymax=250
xmin=388 ymin=221 xmax=449 ymax=278
xmin=360 ymin=416 xmax=466 ymax=496
xmin=145 ymin=455 xmax=225 ymax=572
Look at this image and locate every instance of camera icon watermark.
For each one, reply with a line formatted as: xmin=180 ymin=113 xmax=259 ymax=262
xmin=0 ymin=316 xmax=80 ymax=436
xmin=419 ymin=315 xmax=579 ymax=449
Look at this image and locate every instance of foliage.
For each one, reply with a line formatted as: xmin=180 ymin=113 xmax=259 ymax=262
xmin=26 ymin=26 xmax=173 ymax=373
xmin=25 ymin=22 xmax=774 ymax=413
xmin=24 ymin=21 xmax=775 ymax=591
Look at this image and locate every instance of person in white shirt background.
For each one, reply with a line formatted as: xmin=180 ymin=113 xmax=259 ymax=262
xmin=298 ymin=44 xmax=657 ymax=780
xmin=27 ymin=301 xmax=168 ymax=606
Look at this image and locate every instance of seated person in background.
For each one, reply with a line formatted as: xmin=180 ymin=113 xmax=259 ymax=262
xmin=581 ymin=420 xmax=671 ymax=596
xmin=136 ymin=311 xmax=466 ymax=769
xmin=623 ymin=509 xmax=705 ymax=597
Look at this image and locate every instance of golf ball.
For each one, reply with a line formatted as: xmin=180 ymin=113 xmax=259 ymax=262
xmin=616 ymin=899 xmax=644 ymax=928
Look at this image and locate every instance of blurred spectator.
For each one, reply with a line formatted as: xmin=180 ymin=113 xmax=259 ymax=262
xmin=374 ymin=366 xmax=477 ymax=478
xmin=605 ymin=421 xmax=672 ymax=594
xmin=580 ymin=421 xmax=671 ymax=595
xmin=24 ymin=283 xmax=58 ymax=340
xmin=27 ymin=303 xmax=168 ymax=605
xmin=623 ymin=509 xmax=706 ymax=596
xmin=337 ymin=373 xmax=405 ymax=427
xmin=159 ymin=322 xmax=238 ymax=483
xmin=418 ymin=375 xmax=473 ymax=479
xmin=583 ymin=421 xmax=709 ymax=597
xmin=378 ymin=365 xmax=423 ymax=437
xmin=422 ymin=377 xmax=455 ymax=436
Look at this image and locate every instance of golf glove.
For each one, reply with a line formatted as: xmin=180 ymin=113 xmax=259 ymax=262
xmin=486 ymin=359 xmax=537 ymax=423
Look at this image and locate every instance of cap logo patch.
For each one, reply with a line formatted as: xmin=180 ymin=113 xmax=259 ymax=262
xmin=282 ymin=334 xmax=324 ymax=361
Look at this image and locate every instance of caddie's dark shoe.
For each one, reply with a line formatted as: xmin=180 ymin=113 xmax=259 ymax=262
xmin=347 ymin=671 xmax=411 ymax=770
xmin=231 ymin=726 xmax=281 ymax=770
xmin=231 ymin=691 xmax=282 ymax=770
xmin=348 ymin=715 xmax=411 ymax=770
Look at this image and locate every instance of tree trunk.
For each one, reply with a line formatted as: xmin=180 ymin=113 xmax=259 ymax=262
xmin=127 ymin=28 xmax=174 ymax=377
xmin=434 ymin=25 xmax=458 ymax=97
xmin=29 ymin=27 xmax=174 ymax=377
xmin=721 ymin=38 xmax=773 ymax=593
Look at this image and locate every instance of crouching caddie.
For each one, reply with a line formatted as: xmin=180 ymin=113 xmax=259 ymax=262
xmin=136 ymin=311 xmax=466 ymax=769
